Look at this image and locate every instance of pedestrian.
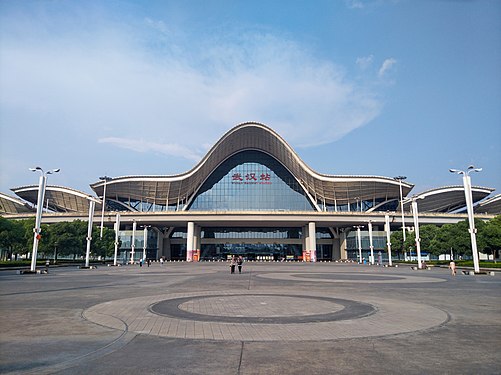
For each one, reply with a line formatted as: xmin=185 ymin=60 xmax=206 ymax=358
xmin=147 ymin=259 xmax=151 ymax=267
xmin=237 ymin=256 xmax=243 ymax=274
xmin=160 ymin=257 xmax=164 ymax=266
xmin=230 ymin=256 xmax=236 ymax=274
xmin=139 ymin=259 xmax=143 ymax=267
xmin=449 ymin=260 xmax=456 ymax=276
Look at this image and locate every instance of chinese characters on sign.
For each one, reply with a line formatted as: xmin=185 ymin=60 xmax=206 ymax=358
xmin=232 ymin=172 xmax=272 ymax=184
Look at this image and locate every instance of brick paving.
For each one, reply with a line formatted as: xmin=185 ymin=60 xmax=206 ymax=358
xmin=0 ymin=262 xmax=500 ymax=374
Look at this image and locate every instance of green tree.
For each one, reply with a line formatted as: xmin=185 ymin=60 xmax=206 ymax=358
xmin=0 ymin=217 xmax=25 ymax=260
xmin=478 ymin=215 xmax=501 ymax=261
xmin=91 ymin=225 xmax=117 ymax=259
xmin=404 ymin=225 xmax=439 ymax=257
xmin=390 ymin=230 xmax=404 ymax=259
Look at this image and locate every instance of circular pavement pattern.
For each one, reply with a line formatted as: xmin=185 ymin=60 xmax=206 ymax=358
xmin=257 ymin=272 xmax=446 ymax=284
xmin=149 ymin=294 xmax=375 ymax=323
xmin=84 ymin=290 xmax=449 ymax=342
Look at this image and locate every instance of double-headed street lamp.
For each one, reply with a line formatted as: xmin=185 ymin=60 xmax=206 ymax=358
xmin=393 ymin=176 xmax=407 ymax=259
xmin=450 ymin=166 xmax=482 ymax=273
xmin=29 ymin=167 xmax=60 ymax=272
xmin=411 ymin=196 xmax=424 ymax=269
xmin=353 ymin=225 xmax=364 ymax=263
xmin=99 ymin=176 xmax=112 ymax=239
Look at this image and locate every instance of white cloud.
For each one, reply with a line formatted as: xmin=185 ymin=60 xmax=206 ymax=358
xmin=356 ymin=55 xmax=374 ymax=70
xmin=0 ymin=11 xmax=384 ymax=190
xmin=378 ymin=58 xmax=397 ymax=77
xmin=98 ymin=138 xmax=203 ymax=162
xmin=345 ymin=0 xmax=365 ymax=9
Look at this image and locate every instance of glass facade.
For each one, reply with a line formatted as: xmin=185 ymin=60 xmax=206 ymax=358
xmin=168 ymin=227 xmax=334 ymax=261
xmin=118 ymin=230 xmax=158 ymax=261
xmin=345 ymin=230 xmax=387 ymax=262
xmin=188 ymin=150 xmax=315 ymax=211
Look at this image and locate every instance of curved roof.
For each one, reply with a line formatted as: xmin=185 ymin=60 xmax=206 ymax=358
xmin=11 ymin=185 xmax=102 ymax=213
xmin=90 ymin=122 xmax=414 ymax=210
xmin=0 ymin=192 xmax=36 ymax=214
xmin=402 ymin=185 xmax=495 ymax=213
xmin=474 ymin=194 xmax=501 ymax=214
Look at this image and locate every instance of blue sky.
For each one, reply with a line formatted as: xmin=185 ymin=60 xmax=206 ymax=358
xmin=1 ymin=0 xmax=500 ymax=197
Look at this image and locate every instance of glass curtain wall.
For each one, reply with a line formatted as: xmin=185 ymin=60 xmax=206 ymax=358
xmin=188 ymin=150 xmax=316 ymax=211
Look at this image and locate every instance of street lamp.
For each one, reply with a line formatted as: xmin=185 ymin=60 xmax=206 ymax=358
xmin=354 ymin=225 xmax=364 ymax=263
xmin=450 ymin=166 xmax=482 ymax=273
xmin=393 ymin=176 xmax=407 ymax=260
xmin=142 ymin=225 xmax=151 ymax=262
xmin=411 ymin=196 xmax=424 ymax=269
xmin=99 ymin=176 xmax=112 ymax=239
xmin=131 ymin=220 xmax=137 ymax=264
xmin=384 ymin=213 xmax=393 ymax=266
xmin=29 ymin=167 xmax=60 ymax=272
xmin=368 ymin=220 xmax=374 ymax=265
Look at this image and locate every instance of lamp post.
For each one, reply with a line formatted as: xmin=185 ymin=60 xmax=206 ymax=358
xmin=450 ymin=166 xmax=482 ymax=273
xmin=394 ymin=176 xmax=407 ymax=260
xmin=29 ymin=167 xmax=60 ymax=272
xmin=99 ymin=176 xmax=112 ymax=239
xmin=411 ymin=197 xmax=423 ymax=269
xmin=84 ymin=200 xmax=96 ymax=268
xmin=385 ymin=213 xmax=393 ymax=266
xmin=368 ymin=220 xmax=374 ymax=265
xmin=131 ymin=220 xmax=137 ymax=264
xmin=354 ymin=225 xmax=364 ymax=263
xmin=113 ymin=213 xmax=120 ymax=266
xmin=142 ymin=225 xmax=151 ymax=262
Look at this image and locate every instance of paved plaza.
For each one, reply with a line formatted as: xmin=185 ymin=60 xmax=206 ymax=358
xmin=0 ymin=262 xmax=500 ymax=374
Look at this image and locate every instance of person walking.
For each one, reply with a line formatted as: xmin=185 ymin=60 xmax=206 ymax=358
xmin=449 ymin=260 xmax=456 ymax=276
xmin=230 ymin=256 xmax=236 ymax=274
xmin=237 ymin=256 xmax=243 ymax=274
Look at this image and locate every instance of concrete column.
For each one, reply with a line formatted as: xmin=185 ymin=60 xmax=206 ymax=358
xmin=186 ymin=222 xmax=194 ymax=261
xmin=193 ymin=225 xmax=201 ymax=261
xmin=302 ymin=225 xmax=309 ymax=262
xmin=339 ymin=231 xmax=348 ymax=260
xmin=309 ymin=222 xmax=317 ymax=262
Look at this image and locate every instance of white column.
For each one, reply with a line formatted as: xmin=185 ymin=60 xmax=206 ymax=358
xmin=30 ymin=174 xmax=47 ymax=272
xmin=131 ymin=220 xmax=137 ymax=264
xmin=412 ymin=199 xmax=422 ymax=269
xmin=186 ymin=222 xmax=194 ymax=261
xmin=357 ymin=227 xmax=362 ymax=264
xmin=385 ymin=214 xmax=393 ymax=266
xmin=309 ymin=222 xmax=317 ymax=262
xmin=464 ymin=175 xmax=480 ymax=273
xmin=113 ymin=213 xmax=120 ymax=266
xmin=302 ymin=225 xmax=309 ymax=262
xmin=84 ymin=200 xmax=95 ymax=268
xmin=368 ymin=221 xmax=374 ymax=265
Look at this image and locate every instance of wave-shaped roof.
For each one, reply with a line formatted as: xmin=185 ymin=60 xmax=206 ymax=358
xmin=11 ymin=185 xmax=102 ymax=213
xmin=0 ymin=192 xmax=35 ymax=214
xmin=90 ymin=122 xmax=414 ymax=210
xmin=402 ymin=185 xmax=495 ymax=213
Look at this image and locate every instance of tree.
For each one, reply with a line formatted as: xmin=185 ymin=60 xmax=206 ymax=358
xmin=478 ymin=215 xmax=501 ymax=261
xmin=91 ymin=225 xmax=117 ymax=259
xmin=403 ymin=225 xmax=439 ymax=258
xmin=390 ymin=230 xmax=404 ymax=259
xmin=0 ymin=217 xmax=25 ymax=260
